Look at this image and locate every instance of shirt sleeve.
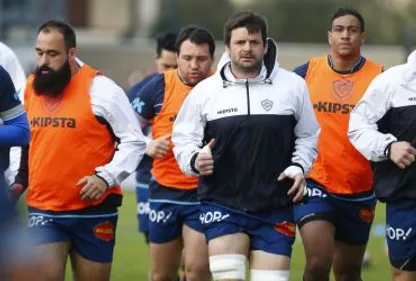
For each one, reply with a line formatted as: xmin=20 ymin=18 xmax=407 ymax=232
xmin=0 ymin=66 xmax=30 ymax=147
xmin=291 ymin=78 xmax=320 ymax=175
xmin=348 ymin=74 xmax=397 ymax=162
xmin=128 ymin=73 xmax=165 ymax=120
xmin=293 ymin=62 xmax=310 ymax=79
xmin=172 ymin=85 xmax=206 ymax=176
xmin=0 ymin=43 xmax=26 ymax=91
xmin=0 ymin=66 xmax=23 ymax=120
xmin=89 ymin=75 xmax=147 ymax=186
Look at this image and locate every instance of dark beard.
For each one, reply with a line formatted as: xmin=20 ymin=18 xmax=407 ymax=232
xmin=33 ymin=61 xmax=71 ymax=97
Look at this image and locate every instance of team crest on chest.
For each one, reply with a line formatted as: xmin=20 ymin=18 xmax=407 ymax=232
xmin=333 ymin=79 xmax=353 ymax=100
xmin=43 ymin=95 xmax=63 ymax=115
xmin=261 ymin=99 xmax=274 ymax=111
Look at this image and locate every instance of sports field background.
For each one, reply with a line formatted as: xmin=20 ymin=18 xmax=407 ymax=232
xmin=62 ymin=191 xmax=390 ymax=281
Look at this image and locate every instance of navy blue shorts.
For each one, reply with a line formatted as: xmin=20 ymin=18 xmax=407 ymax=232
xmin=148 ymin=201 xmax=202 ymax=244
xmin=294 ymin=180 xmax=376 ymax=245
xmin=148 ymin=180 xmax=201 ymax=244
xmin=136 ymin=181 xmax=150 ymax=233
xmin=27 ymin=207 xmax=118 ymax=263
xmin=200 ymin=202 xmax=296 ymax=257
xmin=386 ymin=200 xmax=416 ymax=271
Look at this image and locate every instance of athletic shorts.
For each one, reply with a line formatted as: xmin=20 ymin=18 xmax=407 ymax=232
xmin=294 ymin=180 xmax=376 ymax=245
xmin=148 ymin=181 xmax=201 ymax=244
xmin=27 ymin=207 xmax=118 ymax=263
xmin=136 ymin=181 xmax=150 ymax=233
xmin=386 ymin=200 xmax=416 ymax=271
xmin=200 ymin=202 xmax=296 ymax=257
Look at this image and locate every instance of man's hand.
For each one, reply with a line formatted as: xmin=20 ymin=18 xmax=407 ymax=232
xmin=77 ymin=175 xmax=107 ymax=200
xmin=278 ymin=166 xmax=306 ymax=203
xmin=195 ymin=139 xmax=215 ymax=176
xmin=147 ymin=134 xmax=171 ymax=158
xmin=9 ymin=183 xmax=25 ymax=204
xmin=389 ymin=141 xmax=416 ymax=169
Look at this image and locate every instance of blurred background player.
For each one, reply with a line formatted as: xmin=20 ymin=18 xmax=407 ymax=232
xmin=127 ymin=32 xmax=178 ymax=88
xmin=129 ymin=31 xmax=178 ymax=244
xmin=11 ymin=20 xmax=146 ymax=281
xmin=127 ymin=30 xmax=179 ymax=280
xmin=0 ymin=41 xmax=27 ymax=186
xmin=0 ymin=65 xmax=37 ymax=281
xmin=293 ymin=8 xmax=383 ymax=281
xmin=131 ymin=25 xmax=215 ymax=281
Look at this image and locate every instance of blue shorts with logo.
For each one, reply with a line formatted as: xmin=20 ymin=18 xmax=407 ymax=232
xmin=293 ymin=180 xmax=376 ymax=245
xmin=136 ymin=181 xmax=150 ymax=234
xmin=148 ymin=181 xmax=202 ymax=244
xmin=27 ymin=207 xmax=118 ymax=263
xmin=386 ymin=200 xmax=416 ymax=271
xmin=200 ymin=202 xmax=296 ymax=257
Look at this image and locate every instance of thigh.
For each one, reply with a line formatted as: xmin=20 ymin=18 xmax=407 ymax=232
xmin=250 ymin=250 xmax=290 ymax=271
xmin=333 ymin=242 xmax=366 ymax=280
xmin=200 ymin=203 xmax=249 ymax=256
xmin=294 ymin=181 xmax=335 ymax=228
xmin=70 ymin=251 xmax=112 ymax=281
xmin=182 ymin=224 xmax=210 ymax=279
xmin=71 ymin=213 xmax=118 ymax=263
xmin=333 ymin=196 xmax=376 ymax=245
xmin=36 ymin=242 xmax=71 ymax=281
xmin=149 ymin=202 xmax=182 ymax=244
xmin=150 ymin=238 xmax=183 ymax=279
xmin=249 ymin=209 xmax=296 ymax=259
xmin=27 ymin=211 xmax=71 ymax=245
xmin=26 ymin=211 xmax=72 ymax=281
xmin=392 ymin=266 xmax=416 ymax=281
xmin=183 ymin=223 xmax=208 ymax=266
xmin=300 ymin=220 xmax=335 ymax=268
xmin=209 ymin=233 xmax=250 ymax=257
xmin=386 ymin=201 xmax=416 ymax=272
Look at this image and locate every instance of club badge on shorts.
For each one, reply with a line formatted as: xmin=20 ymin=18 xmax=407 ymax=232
xmin=94 ymin=221 xmax=115 ymax=241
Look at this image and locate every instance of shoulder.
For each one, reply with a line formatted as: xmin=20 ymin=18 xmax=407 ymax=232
xmin=134 ymin=72 xmax=163 ymax=89
xmin=363 ymin=58 xmax=383 ymax=72
xmin=0 ymin=42 xmax=15 ymax=59
xmin=274 ymin=66 xmax=307 ymax=86
xmin=371 ymin=63 xmax=407 ymax=87
xmin=188 ymin=74 xmax=220 ymax=100
xmin=127 ymin=72 xmax=163 ymax=97
xmin=293 ymin=61 xmax=310 ymax=78
xmin=90 ymin=75 xmax=125 ymax=102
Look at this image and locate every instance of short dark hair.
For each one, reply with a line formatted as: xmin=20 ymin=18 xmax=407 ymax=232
xmin=155 ymin=31 xmax=178 ymax=57
xmin=224 ymin=11 xmax=267 ymax=47
xmin=175 ymin=25 xmax=215 ymax=57
xmin=37 ymin=20 xmax=76 ymax=50
xmin=330 ymin=8 xmax=365 ymax=32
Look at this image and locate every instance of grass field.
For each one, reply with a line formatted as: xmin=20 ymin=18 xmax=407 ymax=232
xmin=63 ymin=191 xmax=390 ymax=281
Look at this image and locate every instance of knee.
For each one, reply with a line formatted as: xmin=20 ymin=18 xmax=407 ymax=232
xmin=304 ymin=256 xmax=332 ymax=281
xmin=185 ymin=260 xmax=210 ymax=281
xmin=209 ymin=254 xmax=246 ymax=281
xmin=150 ymin=270 xmax=173 ymax=281
xmin=250 ymin=270 xmax=290 ymax=281
xmin=333 ymin=266 xmax=362 ymax=281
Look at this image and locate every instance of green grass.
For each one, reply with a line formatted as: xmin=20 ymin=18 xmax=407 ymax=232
xmin=63 ymin=191 xmax=390 ymax=280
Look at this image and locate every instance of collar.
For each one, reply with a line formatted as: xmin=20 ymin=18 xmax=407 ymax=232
xmin=327 ymin=55 xmax=366 ymax=74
